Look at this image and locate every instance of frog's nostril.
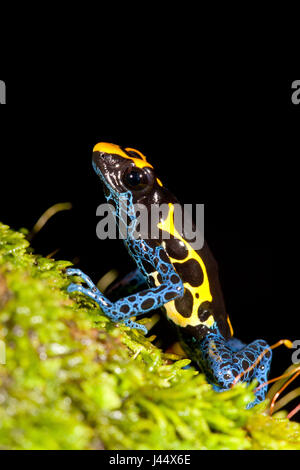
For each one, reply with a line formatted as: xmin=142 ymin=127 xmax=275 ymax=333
xmin=92 ymin=151 xmax=107 ymax=168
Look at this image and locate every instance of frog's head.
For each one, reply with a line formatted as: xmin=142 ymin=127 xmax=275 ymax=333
xmin=92 ymin=142 xmax=169 ymax=206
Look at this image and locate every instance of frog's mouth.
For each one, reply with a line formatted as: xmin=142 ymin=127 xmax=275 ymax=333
xmin=92 ymin=153 xmax=106 ymax=182
xmin=102 ymin=184 xmax=110 ymax=198
xmin=92 ymin=151 xmax=126 ymax=195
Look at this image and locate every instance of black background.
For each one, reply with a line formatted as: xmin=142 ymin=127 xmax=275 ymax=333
xmin=0 ymin=77 xmax=299 ymax=407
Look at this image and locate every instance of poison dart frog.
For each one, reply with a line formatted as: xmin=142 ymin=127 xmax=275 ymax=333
xmin=66 ymin=142 xmax=272 ymax=407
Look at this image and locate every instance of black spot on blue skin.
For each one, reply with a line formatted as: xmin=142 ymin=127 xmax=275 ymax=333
xmin=128 ymin=296 xmax=136 ymax=302
xmin=245 ymin=352 xmax=255 ymax=362
xmin=141 ymin=298 xmax=155 ymax=310
xmin=156 ymin=285 xmax=166 ymax=293
xmin=221 ymin=353 xmax=230 ymax=360
xmin=173 ymin=259 xmax=204 ymax=287
xmin=120 ymin=305 xmax=130 ymax=314
xmin=160 ymin=264 xmax=168 ymax=274
xmin=164 ymin=291 xmax=177 ymax=301
xmin=170 ymin=274 xmax=180 ymax=284
xmin=220 ymin=362 xmax=231 ymax=370
xmin=159 ymin=250 xmax=170 ymax=264
xmin=242 ymin=360 xmax=249 ymax=371
xmin=142 ymin=260 xmax=155 ymax=274
xmin=174 ymin=288 xmax=193 ymax=318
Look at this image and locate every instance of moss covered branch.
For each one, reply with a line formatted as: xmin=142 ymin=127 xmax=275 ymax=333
xmin=0 ymin=222 xmax=299 ymax=450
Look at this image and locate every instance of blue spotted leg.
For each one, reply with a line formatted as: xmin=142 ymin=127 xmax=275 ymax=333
xmin=179 ymin=325 xmax=272 ymax=407
xmin=66 ymin=247 xmax=184 ymax=334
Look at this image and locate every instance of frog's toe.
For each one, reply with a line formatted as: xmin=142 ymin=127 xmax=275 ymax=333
xmin=123 ymin=319 xmax=148 ymax=333
xmin=67 ymin=283 xmax=83 ymax=294
xmin=66 ymin=268 xmax=84 ymax=277
xmin=246 ymin=396 xmax=262 ymax=409
xmin=66 ymin=269 xmax=97 ymax=291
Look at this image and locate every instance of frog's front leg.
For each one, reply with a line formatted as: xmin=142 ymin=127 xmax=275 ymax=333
xmin=66 ymin=260 xmax=183 ymax=334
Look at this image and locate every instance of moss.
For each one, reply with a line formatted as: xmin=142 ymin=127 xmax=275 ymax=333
xmin=0 ymin=222 xmax=299 ymax=450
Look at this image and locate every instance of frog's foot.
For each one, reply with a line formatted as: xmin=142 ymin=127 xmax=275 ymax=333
xmin=66 ymin=268 xmax=104 ymax=304
xmin=66 ymin=268 xmax=120 ymax=317
xmin=66 ymin=268 xmax=149 ymax=333
xmin=198 ymin=330 xmax=272 ymax=408
xmin=66 ymin=268 xmax=97 ymax=290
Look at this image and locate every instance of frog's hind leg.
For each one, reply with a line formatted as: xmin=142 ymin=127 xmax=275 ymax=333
xmin=195 ymin=328 xmax=272 ymax=407
xmin=224 ymin=336 xmax=272 ymax=403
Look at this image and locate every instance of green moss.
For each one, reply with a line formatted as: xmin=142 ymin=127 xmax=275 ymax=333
xmin=0 ymin=222 xmax=299 ymax=450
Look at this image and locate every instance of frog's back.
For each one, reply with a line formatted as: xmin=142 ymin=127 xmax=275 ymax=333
xmin=152 ymin=203 xmax=231 ymax=340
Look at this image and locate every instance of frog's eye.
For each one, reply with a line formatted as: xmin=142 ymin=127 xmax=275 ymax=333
xmin=123 ymin=167 xmax=152 ymax=191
